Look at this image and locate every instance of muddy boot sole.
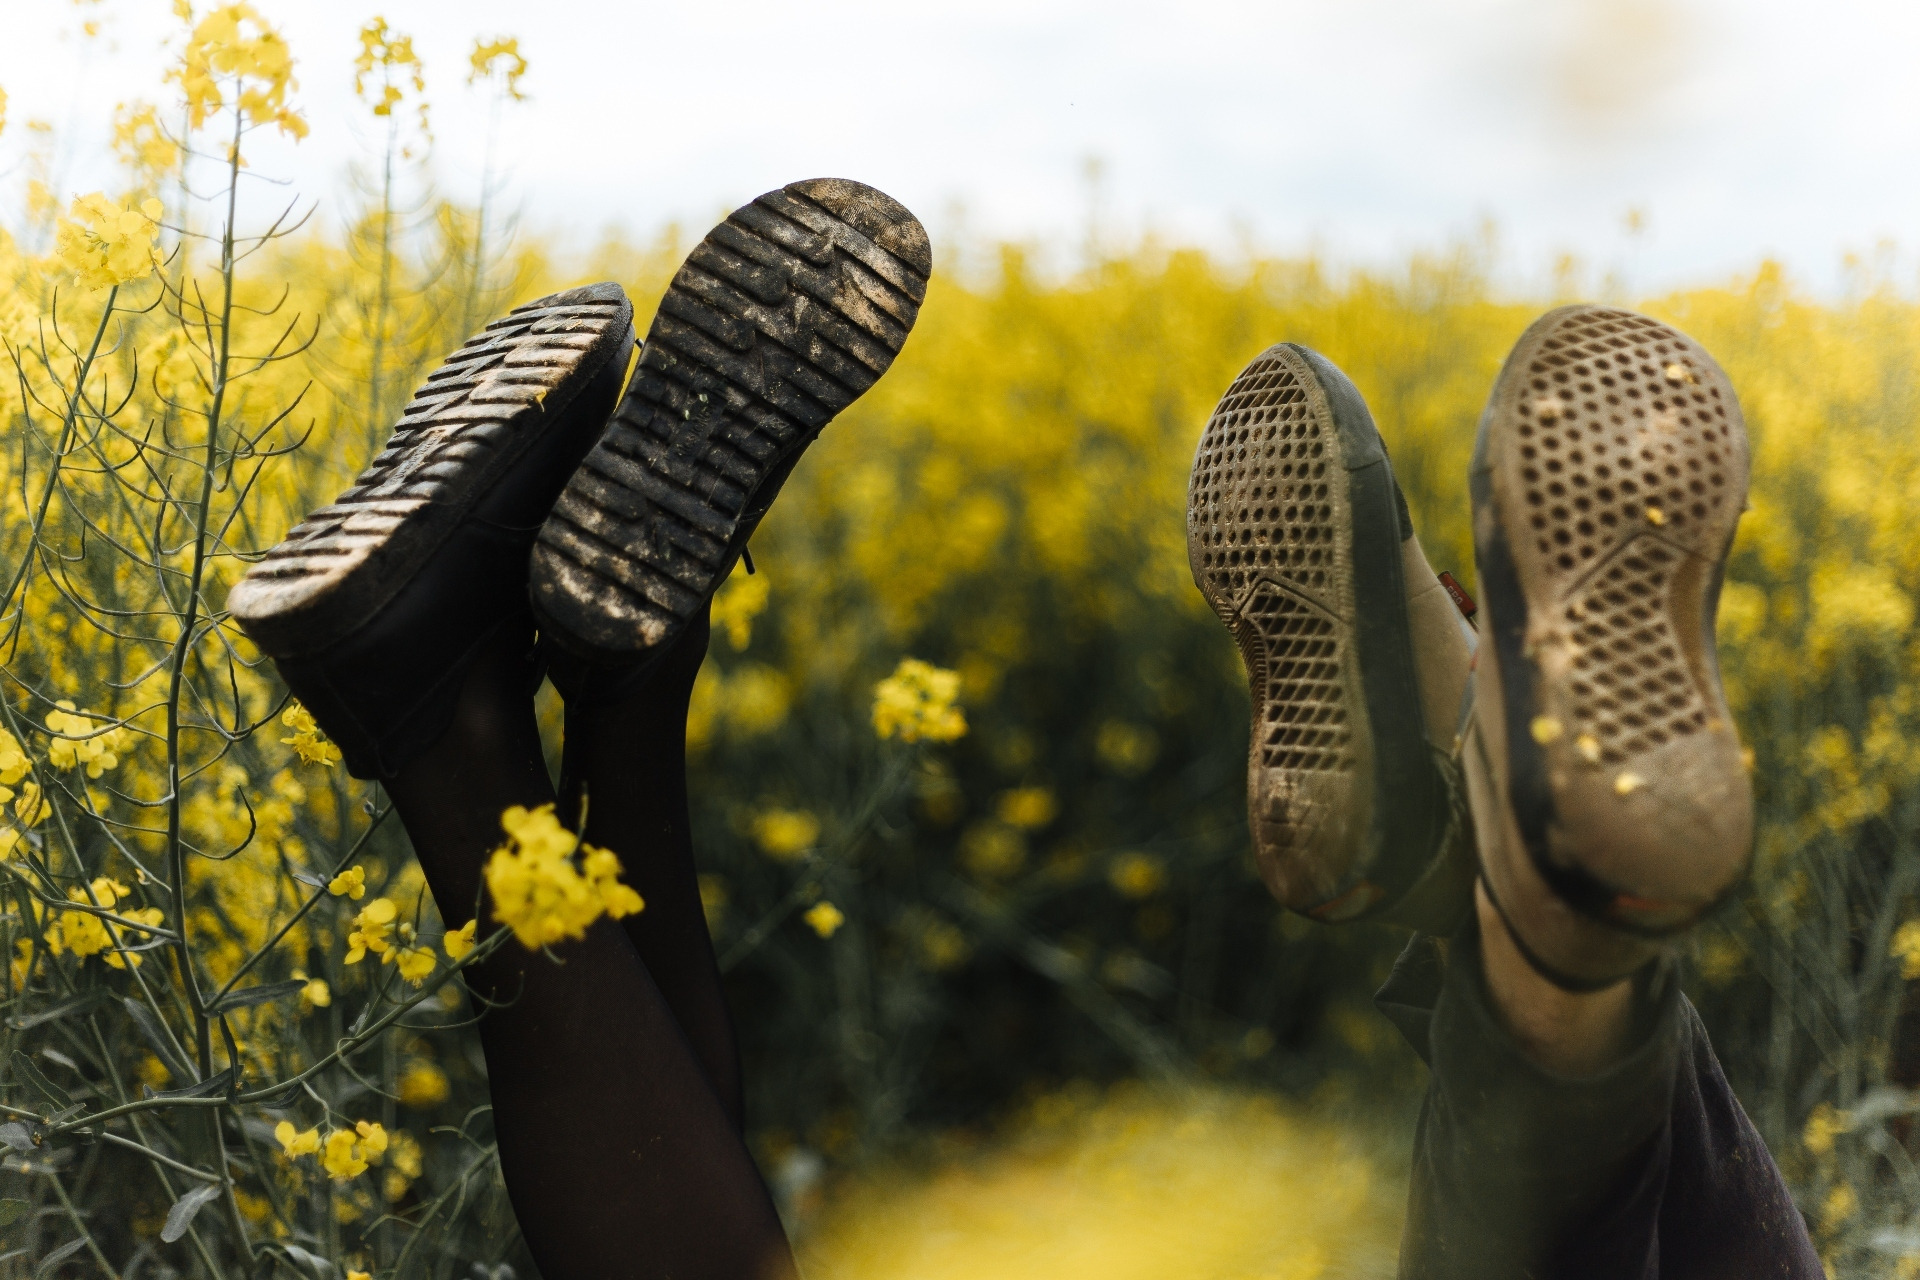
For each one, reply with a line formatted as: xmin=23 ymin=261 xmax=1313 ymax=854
xmin=1468 ymin=304 xmax=1753 ymax=988
xmin=1188 ymin=343 xmax=1459 ymax=923
xmin=530 ymin=179 xmax=930 ymax=669
xmin=228 ymin=283 xmax=636 ymax=775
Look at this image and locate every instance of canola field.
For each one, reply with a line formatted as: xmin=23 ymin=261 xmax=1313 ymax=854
xmin=1 ymin=6 xmax=1918 ymax=1279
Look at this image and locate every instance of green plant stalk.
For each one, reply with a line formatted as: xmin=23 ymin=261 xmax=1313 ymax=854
xmin=0 ymin=288 xmax=119 ymax=624
xmin=45 ymin=924 xmax=512 ymax=1136
xmin=48 ymin=1172 xmax=120 ymax=1280
xmin=206 ymin=803 xmax=391 ymax=1004
xmin=164 ymin=107 xmax=245 ymax=1080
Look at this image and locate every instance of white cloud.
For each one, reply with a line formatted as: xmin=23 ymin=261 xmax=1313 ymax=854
xmin=0 ymin=0 xmax=1914 ymax=291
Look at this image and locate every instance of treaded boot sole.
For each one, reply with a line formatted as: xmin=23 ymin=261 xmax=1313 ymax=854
xmin=530 ymin=178 xmax=930 ymax=663
xmin=230 ymin=284 xmax=637 ymax=658
xmin=1188 ymin=344 xmax=1451 ymax=921
xmin=1470 ymin=304 xmax=1753 ymax=987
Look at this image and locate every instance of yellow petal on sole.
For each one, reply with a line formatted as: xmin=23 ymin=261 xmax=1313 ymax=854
xmin=1614 ymin=772 xmax=1645 ymax=796
xmin=1576 ymin=734 xmax=1601 ymax=763
xmin=1530 ymin=716 xmax=1563 ymax=745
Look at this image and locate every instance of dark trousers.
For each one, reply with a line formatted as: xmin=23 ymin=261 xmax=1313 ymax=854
xmin=1376 ymin=928 xmax=1823 ymax=1279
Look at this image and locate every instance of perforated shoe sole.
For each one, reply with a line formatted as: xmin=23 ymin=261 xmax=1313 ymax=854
xmin=530 ymin=179 xmax=930 ymax=666
xmin=228 ymin=283 xmax=636 ymax=775
xmin=1188 ymin=344 xmax=1462 ymax=925
xmin=1466 ymin=304 xmax=1753 ymax=987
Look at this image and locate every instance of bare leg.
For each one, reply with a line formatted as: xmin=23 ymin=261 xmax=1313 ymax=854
xmin=1474 ymin=882 xmax=1633 ymax=1077
xmin=385 ymin=626 xmax=794 ymax=1280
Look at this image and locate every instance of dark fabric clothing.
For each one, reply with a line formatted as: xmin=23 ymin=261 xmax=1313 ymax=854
xmin=1379 ymin=929 xmax=1822 ymax=1280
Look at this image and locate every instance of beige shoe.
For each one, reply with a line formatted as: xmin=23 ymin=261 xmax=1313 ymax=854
xmin=1188 ymin=343 xmax=1477 ymax=932
xmin=1465 ymin=305 xmax=1753 ymax=988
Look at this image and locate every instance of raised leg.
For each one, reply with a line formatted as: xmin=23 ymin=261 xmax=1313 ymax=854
xmin=386 ymin=626 xmax=793 ymax=1280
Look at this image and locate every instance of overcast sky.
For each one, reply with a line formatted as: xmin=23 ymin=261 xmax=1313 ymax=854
xmin=2 ymin=0 xmax=1916 ymax=293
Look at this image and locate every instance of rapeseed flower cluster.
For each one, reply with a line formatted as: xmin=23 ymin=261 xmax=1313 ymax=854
xmin=871 ymin=659 xmax=967 ymax=743
xmin=483 ymin=804 xmax=645 ymax=949
xmin=275 ymin=1120 xmax=390 ymax=1182
xmin=281 ymin=703 xmax=341 ymax=767
xmin=51 ymin=193 xmax=164 ymax=291
xmin=37 ymin=878 xmax=166 ymax=969
xmin=342 ymin=896 xmax=442 ymax=985
xmin=354 ymin=17 xmax=429 ymax=147
xmin=171 ymin=2 xmax=307 ymax=138
xmin=468 ymin=36 xmax=528 ymax=99
xmin=45 ymin=701 xmax=130 ymax=777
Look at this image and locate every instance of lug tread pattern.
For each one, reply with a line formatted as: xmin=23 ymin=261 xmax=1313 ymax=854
xmin=229 ymin=285 xmax=631 ymax=645
xmin=533 ymin=180 xmax=928 ymax=655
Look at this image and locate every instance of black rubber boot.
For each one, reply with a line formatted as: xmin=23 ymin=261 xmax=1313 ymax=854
xmin=228 ymin=284 xmax=637 ymax=777
xmin=529 ymin=179 xmax=929 ymax=697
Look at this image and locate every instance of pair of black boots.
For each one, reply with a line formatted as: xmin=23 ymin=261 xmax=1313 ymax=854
xmin=230 ymin=179 xmax=930 ymax=778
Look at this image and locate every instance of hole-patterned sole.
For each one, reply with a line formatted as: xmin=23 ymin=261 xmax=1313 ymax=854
xmin=1188 ymin=345 xmax=1358 ymax=778
xmin=1188 ymin=345 xmax=1381 ymax=911
xmin=531 ymin=179 xmax=930 ymax=659
xmin=1497 ymin=306 xmax=1747 ymax=765
xmin=229 ymin=283 xmax=634 ymax=656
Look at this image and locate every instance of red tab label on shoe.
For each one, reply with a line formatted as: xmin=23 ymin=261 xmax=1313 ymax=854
xmin=1438 ymin=572 xmax=1478 ymax=621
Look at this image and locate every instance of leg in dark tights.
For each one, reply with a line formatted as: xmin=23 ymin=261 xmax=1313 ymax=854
xmin=384 ymin=624 xmax=796 ymax=1280
xmin=554 ymin=610 xmax=745 ymax=1127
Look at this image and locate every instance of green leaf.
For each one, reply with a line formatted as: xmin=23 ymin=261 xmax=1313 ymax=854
xmin=34 ymin=1238 xmax=86 ymax=1278
xmin=9 ymin=1051 xmax=71 ymax=1113
xmin=4 ymin=990 xmax=108 ymax=1031
xmin=207 ymin=979 xmax=304 ymax=1015
xmin=0 ymin=1199 xmax=25 ymax=1227
xmin=123 ymin=998 xmax=197 ymax=1086
xmin=275 ymin=1243 xmax=339 ymax=1279
xmin=144 ymin=1067 xmax=236 ymax=1101
xmin=160 ymin=1183 xmax=222 ymax=1243
xmin=0 ymin=1124 xmax=32 ymax=1152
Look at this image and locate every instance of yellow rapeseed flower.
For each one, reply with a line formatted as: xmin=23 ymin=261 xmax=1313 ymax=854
xmin=1109 ymin=851 xmax=1167 ymax=899
xmin=1823 ymin=1182 xmax=1859 ymax=1231
xmin=111 ymin=101 xmax=180 ymax=179
xmin=353 ymin=18 xmax=429 ymax=146
xmin=392 ymin=944 xmax=436 ymax=987
xmin=443 ymin=918 xmax=477 ymax=959
xmin=468 ymin=36 xmax=528 ymax=100
xmin=711 ymin=560 xmax=770 ymax=650
xmin=354 ymin=1120 xmax=388 ymax=1163
xmin=344 ymin=897 xmax=397 ymax=964
xmin=805 ymin=901 xmax=845 ymax=939
xmin=872 ymin=659 xmax=966 ymax=743
xmin=281 ymin=703 xmax=341 ymax=768
xmin=0 ymin=728 xmax=29 ymax=791
xmin=1803 ymin=1102 xmax=1850 ymax=1157
xmin=328 ymin=864 xmax=366 ymax=899
xmin=171 ymin=3 xmax=307 ymax=139
xmin=753 ymin=808 xmax=820 ymax=860
xmin=293 ymin=969 xmax=330 ymax=1008
xmin=1893 ymin=920 xmax=1920 ymax=980
xmin=397 ymin=1062 xmax=449 ymax=1108
xmin=274 ymin=1121 xmax=320 ymax=1157
xmin=46 ymin=701 xmax=131 ymax=778
xmin=997 ymin=787 xmax=1057 ymax=829
xmin=483 ymin=804 xmax=644 ymax=949
xmin=321 ymin=1128 xmax=367 ymax=1180
xmin=14 ymin=780 xmax=48 ymax=828
xmin=52 ymin=193 xmax=164 ymax=291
